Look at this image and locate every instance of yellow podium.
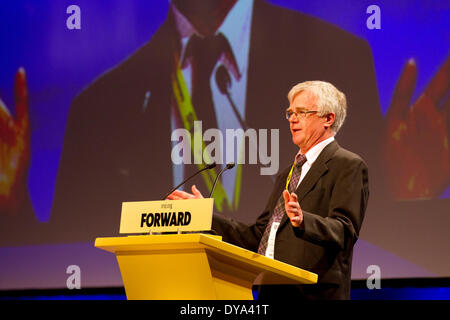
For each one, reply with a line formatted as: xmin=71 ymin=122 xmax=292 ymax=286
xmin=95 ymin=233 xmax=317 ymax=300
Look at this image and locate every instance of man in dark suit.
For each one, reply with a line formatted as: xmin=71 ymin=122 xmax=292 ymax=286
xmin=168 ymin=80 xmax=369 ymax=300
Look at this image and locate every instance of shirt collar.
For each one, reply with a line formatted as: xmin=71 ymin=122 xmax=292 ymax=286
xmin=296 ymin=136 xmax=335 ymax=166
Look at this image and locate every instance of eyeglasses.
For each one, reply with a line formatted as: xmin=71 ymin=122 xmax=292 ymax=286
xmin=285 ymin=109 xmax=318 ymax=120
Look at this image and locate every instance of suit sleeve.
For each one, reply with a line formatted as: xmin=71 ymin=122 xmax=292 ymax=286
xmin=294 ymin=158 xmax=369 ymax=251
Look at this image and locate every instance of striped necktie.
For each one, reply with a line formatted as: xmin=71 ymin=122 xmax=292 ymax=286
xmin=257 ymin=153 xmax=307 ymax=256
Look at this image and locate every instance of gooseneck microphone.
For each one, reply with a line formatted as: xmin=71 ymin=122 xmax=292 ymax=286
xmin=215 ymin=65 xmax=248 ymax=130
xmin=163 ymin=162 xmax=217 ymax=199
xmin=209 ymin=163 xmax=235 ymax=198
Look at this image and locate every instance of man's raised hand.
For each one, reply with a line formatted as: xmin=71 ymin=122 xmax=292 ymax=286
xmin=283 ymin=190 xmax=303 ymax=227
xmin=0 ymin=67 xmax=30 ymax=214
xmin=382 ymin=57 xmax=450 ymax=199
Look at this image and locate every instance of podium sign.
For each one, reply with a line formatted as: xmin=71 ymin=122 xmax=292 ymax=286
xmin=119 ymin=198 xmax=214 ymax=234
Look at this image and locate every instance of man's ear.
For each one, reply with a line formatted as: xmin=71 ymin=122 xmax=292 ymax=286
xmin=324 ymin=112 xmax=335 ymax=130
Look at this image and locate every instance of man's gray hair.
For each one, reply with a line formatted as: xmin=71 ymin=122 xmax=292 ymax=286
xmin=287 ymin=81 xmax=347 ymax=134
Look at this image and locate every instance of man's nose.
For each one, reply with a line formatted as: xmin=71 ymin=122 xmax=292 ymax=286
xmin=289 ymin=115 xmax=298 ymax=123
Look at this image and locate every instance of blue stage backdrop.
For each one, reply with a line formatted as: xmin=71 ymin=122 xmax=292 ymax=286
xmin=0 ymin=0 xmax=449 ymax=291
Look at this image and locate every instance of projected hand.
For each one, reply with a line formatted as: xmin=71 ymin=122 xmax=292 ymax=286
xmin=283 ymin=190 xmax=303 ymax=227
xmin=166 ymin=185 xmax=204 ymax=200
xmin=382 ymin=57 xmax=450 ymax=199
xmin=0 ymin=68 xmax=30 ymax=214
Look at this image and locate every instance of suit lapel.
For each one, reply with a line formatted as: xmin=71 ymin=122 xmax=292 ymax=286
xmin=279 ymin=141 xmax=340 ymax=228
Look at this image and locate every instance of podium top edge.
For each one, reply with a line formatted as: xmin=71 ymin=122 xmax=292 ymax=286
xmin=94 ymin=234 xmax=318 ymax=284
xmin=95 ymin=233 xmax=221 ymax=246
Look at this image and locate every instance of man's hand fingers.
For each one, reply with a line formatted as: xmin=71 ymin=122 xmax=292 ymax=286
xmin=168 ymin=189 xmax=194 ymax=199
xmin=283 ymin=189 xmax=290 ymax=203
xmin=285 ymin=202 xmax=300 ymax=217
xmin=290 ymin=216 xmax=302 ymax=223
xmin=287 ymin=201 xmax=300 ymax=209
xmin=284 ymin=192 xmax=299 ymax=211
xmin=191 ymin=185 xmax=204 ymax=199
xmin=440 ymin=95 xmax=450 ymax=120
xmin=166 ymin=194 xmax=184 ymax=200
xmin=423 ymin=57 xmax=450 ymax=105
xmin=0 ymin=98 xmax=12 ymax=126
xmin=14 ymin=67 xmax=29 ymax=125
xmin=166 ymin=186 xmax=205 ymax=200
xmin=388 ymin=58 xmax=417 ymax=120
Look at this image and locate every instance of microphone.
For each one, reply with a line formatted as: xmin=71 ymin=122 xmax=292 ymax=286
xmin=215 ymin=65 xmax=248 ymax=130
xmin=209 ymin=162 xmax=235 ymax=198
xmin=163 ymin=162 xmax=217 ymax=199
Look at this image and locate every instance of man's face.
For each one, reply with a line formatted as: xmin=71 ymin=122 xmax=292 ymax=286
xmin=287 ymin=90 xmax=330 ymax=152
xmin=172 ymin=0 xmax=237 ymax=36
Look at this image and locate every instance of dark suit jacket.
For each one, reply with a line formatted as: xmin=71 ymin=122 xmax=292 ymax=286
xmin=213 ymin=141 xmax=369 ymax=300
xmin=2 ymin=0 xmax=378 ymax=245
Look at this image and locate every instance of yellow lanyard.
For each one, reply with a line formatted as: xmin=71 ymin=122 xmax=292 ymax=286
xmin=285 ymin=163 xmax=296 ymax=191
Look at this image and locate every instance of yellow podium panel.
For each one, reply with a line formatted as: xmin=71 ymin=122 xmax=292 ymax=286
xmin=95 ymin=234 xmax=317 ymax=300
